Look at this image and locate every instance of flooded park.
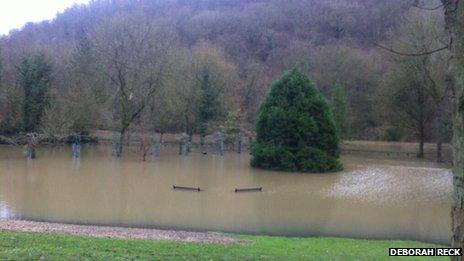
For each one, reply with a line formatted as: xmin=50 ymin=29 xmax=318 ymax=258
xmin=0 ymin=144 xmax=452 ymax=245
xmin=1 ymin=0 xmax=464 ymax=258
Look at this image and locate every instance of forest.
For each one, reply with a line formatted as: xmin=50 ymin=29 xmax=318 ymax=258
xmin=0 ymin=0 xmax=452 ymax=158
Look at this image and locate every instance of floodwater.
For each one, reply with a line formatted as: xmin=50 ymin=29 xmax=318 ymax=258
xmin=0 ymin=145 xmax=452 ymax=244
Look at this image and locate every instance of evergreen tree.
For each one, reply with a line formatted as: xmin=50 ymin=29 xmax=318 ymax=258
xmin=197 ymin=70 xmax=221 ymax=143
xmin=221 ymin=110 xmax=243 ymax=144
xmin=18 ymin=53 xmax=52 ymax=132
xmin=331 ymin=84 xmax=351 ymax=139
xmin=251 ymin=69 xmax=342 ymax=173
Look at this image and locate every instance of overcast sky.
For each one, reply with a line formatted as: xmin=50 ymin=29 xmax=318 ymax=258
xmin=0 ymin=0 xmax=91 ymax=36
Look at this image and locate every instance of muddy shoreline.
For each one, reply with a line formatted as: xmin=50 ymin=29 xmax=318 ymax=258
xmin=0 ymin=219 xmax=246 ymax=244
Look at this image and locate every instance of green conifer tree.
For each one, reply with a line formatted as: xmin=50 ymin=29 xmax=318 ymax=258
xmin=251 ymin=69 xmax=342 ymax=173
xmin=18 ymin=53 xmax=52 ymax=132
xmin=331 ymin=84 xmax=351 ymax=139
xmin=197 ymin=71 xmax=221 ymax=144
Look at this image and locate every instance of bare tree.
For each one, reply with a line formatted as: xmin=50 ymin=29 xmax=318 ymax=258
xmin=167 ymin=42 xmax=238 ymax=144
xmin=380 ymin=9 xmax=451 ymax=158
xmin=90 ymin=14 xmax=173 ymax=156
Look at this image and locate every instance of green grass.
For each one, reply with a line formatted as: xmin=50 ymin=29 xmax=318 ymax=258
xmin=0 ymin=230 xmax=446 ymax=260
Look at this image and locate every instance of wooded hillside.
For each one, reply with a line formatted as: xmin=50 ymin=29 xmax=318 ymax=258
xmin=0 ymin=0 xmax=450 ymax=148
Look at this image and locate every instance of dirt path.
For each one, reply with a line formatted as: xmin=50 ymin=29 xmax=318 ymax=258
xmin=0 ymin=219 xmax=246 ymax=244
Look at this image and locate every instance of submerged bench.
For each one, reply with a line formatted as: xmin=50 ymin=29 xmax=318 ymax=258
xmin=234 ymin=187 xmax=263 ymax=193
xmin=173 ymin=185 xmax=201 ymax=192
xmin=172 ymin=186 xmax=262 ymax=193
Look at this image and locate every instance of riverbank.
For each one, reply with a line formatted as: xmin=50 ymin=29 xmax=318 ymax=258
xmin=0 ymin=228 xmax=445 ymax=260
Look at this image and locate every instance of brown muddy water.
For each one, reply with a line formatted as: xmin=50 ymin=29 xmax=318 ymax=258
xmin=0 ymin=145 xmax=452 ymax=244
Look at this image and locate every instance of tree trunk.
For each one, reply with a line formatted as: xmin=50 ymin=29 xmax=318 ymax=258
xmin=26 ymin=133 xmax=38 ymax=159
xmin=188 ymin=132 xmax=193 ymax=153
xmin=437 ymin=141 xmax=443 ymax=163
xmin=184 ymin=114 xmax=190 ymax=135
xmin=436 ymin=102 xmax=445 ymax=163
xmin=418 ymin=124 xmax=425 ymax=158
xmin=418 ymin=140 xmax=425 ymax=158
xmin=417 ymin=88 xmax=426 ymax=159
xmin=442 ymin=0 xmax=464 ymax=256
xmin=114 ymin=125 xmax=127 ymax=157
xmin=200 ymin=135 xmax=206 ymax=147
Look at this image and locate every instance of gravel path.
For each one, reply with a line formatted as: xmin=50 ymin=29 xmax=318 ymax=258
xmin=0 ymin=219 xmax=246 ymax=244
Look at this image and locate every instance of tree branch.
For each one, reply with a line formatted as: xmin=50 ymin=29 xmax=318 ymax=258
xmin=373 ymin=38 xmax=451 ymax=57
xmin=412 ymin=3 xmax=445 ymax=10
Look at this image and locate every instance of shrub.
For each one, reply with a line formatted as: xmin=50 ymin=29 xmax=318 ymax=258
xmin=296 ymin=147 xmax=342 ymax=173
xmin=251 ymin=143 xmax=296 ymax=171
xmin=251 ymin=69 xmax=342 ymax=173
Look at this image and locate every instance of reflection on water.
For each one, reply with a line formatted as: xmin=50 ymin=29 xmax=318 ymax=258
xmin=0 ymin=145 xmax=452 ymax=244
xmin=0 ymin=201 xmax=16 ymax=219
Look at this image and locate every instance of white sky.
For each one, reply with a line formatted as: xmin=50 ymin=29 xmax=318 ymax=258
xmin=0 ymin=0 xmax=91 ymax=36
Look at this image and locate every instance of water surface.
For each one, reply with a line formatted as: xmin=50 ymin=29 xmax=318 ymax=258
xmin=0 ymin=145 xmax=452 ymax=244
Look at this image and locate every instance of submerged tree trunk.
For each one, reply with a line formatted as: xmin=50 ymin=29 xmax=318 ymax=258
xmin=418 ymin=120 xmax=426 ymax=158
xmin=442 ymin=0 xmax=464 ymax=256
xmin=418 ymin=139 xmax=425 ymax=158
xmin=140 ymin=132 xmax=151 ymax=162
xmin=119 ymin=127 xmax=126 ymax=153
xmin=437 ymin=141 xmax=443 ymax=163
xmin=200 ymin=134 xmax=206 ymax=147
xmin=113 ymin=125 xmax=127 ymax=158
xmin=25 ymin=133 xmax=38 ymax=159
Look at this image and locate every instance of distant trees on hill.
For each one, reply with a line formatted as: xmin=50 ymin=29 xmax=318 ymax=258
xmin=0 ymin=0 xmax=452 ymax=153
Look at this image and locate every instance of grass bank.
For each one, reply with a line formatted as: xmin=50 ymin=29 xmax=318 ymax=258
xmin=0 ymin=230 xmax=445 ymax=260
